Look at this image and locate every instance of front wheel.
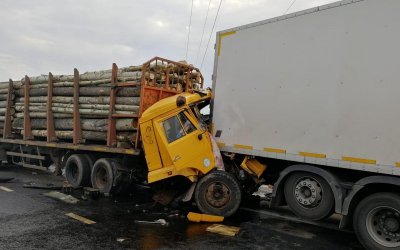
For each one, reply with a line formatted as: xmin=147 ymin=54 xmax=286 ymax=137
xmin=195 ymin=170 xmax=241 ymax=217
xmin=353 ymin=192 xmax=400 ymax=250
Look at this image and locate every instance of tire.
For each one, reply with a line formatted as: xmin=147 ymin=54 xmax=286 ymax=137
xmin=353 ymin=192 xmax=400 ymax=250
xmin=81 ymin=154 xmax=96 ymax=170
xmin=91 ymin=158 xmax=129 ymax=194
xmin=284 ymin=172 xmax=334 ymax=221
xmin=65 ymin=154 xmax=91 ymax=188
xmin=195 ymin=170 xmax=241 ymax=217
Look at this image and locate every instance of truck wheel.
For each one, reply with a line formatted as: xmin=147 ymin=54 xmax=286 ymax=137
xmin=65 ymin=154 xmax=91 ymax=188
xmin=195 ymin=170 xmax=241 ymax=217
xmin=91 ymin=158 xmax=115 ymax=194
xmin=284 ymin=172 xmax=334 ymax=221
xmin=353 ymin=192 xmax=400 ymax=250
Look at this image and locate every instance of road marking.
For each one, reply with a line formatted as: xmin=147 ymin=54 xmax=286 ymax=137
xmin=65 ymin=213 xmax=96 ymax=225
xmin=0 ymin=186 xmax=13 ymax=192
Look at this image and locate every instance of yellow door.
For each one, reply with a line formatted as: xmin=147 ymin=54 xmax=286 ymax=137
xmin=157 ymin=110 xmax=215 ymax=174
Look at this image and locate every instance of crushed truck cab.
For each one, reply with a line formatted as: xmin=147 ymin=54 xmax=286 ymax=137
xmin=140 ymin=90 xmax=215 ymax=183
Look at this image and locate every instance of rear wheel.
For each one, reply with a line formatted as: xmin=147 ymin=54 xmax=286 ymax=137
xmin=91 ymin=158 xmax=114 ymax=194
xmin=284 ymin=172 xmax=334 ymax=221
xmin=353 ymin=192 xmax=400 ymax=250
xmin=65 ymin=154 xmax=91 ymax=188
xmin=195 ymin=170 xmax=241 ymax=217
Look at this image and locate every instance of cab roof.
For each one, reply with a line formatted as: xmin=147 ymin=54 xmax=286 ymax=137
xmin=140 ymin=91 xmax=211 ymax=123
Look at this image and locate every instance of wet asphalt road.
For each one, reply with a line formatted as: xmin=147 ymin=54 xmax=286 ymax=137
xmin=0 ymin=166 xmax=364 ymax=250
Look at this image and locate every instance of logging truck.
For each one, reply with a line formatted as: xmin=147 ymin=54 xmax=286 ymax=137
xmin=209 ymin=0 xmax=400 ymax=249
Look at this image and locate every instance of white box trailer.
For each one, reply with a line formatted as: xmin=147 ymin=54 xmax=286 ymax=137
xmin=211 ymin=1 xmax=400 ymax=249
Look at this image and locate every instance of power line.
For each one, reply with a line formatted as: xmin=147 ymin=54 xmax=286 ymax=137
xmin=283 ymin=0 xmax=297 ymax=15
xmin=200 ymin=0 xmax=223 ymax=70
xmin=185 ymin=0 xmax=194 ymax=61
xmin=195 ymin=0 xmax=213 ymax=65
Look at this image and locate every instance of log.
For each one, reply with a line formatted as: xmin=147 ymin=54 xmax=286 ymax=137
xmin=50 ymin=107 xmax=134 ymax=115
xmin=22 ymin=71 xmax=147 ymax=85
xmin=50 ymin=103 xmax=139 ymax=111
xmin=16 ymin=96 xmax=140 ymax=105
xmin=0 ymin=108 xmax=15 ymax=115
xmin=0 ymin=100 xmax=7 ymax=108
xmin=15 ymin=112 xmax=72 ymax=118
xmin=0 ymin=94 xmax=13 ymax=101
xmin=24 ymin=129 xmax=136 ymax=142
xmin=17 ymin=86 xmax=140 ymax=97
xmin=13 ymin=118 xmax=136 ymax=131
xmin=0 ymin=116 xmax=13 ymax=122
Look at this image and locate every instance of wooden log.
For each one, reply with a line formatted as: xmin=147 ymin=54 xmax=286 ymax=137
xmin=0 ymin=108 xmax=15 ymax=115
xmin=0 ymin=100 xmax=7 ymax=108
xmin=0 ymin=116 xmax=13 ymax=122
xmin=15 ymin=112 xmax=72 ymax=118
xmin=17 ymin=87 xmax=140 ymax=97
xmin=51 ymin=103 xmax=139 ymax=111
xmin=16 ymin=96 xmax=140 ymax=105
xmin=13 ymin=118 xmax=136 ymax=131
xmin=15 ymin=105 xmax=46 ymax=112
xmin=24 ymin=129 xmax=136 ymax=142
xmin=0 ymin=94 xmax=13 ymax=101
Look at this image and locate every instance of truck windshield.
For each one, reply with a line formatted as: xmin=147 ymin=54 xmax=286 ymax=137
xmin=162 ymin=111 xmax=196 ymax=143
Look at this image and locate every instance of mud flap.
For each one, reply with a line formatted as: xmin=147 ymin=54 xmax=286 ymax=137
xmin=182 ymin=182 xmax=197 ymax=202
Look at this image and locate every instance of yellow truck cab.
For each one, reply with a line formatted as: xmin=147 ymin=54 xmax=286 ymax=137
xmin=139 ymin=90 xmax=242 ymax=216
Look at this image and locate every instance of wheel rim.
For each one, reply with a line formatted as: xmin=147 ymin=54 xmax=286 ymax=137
xmin=366 ymin=206 xmax=400 ymax=247
xmin=293 ymin=177 xmax=322 ymax=208
xmin=95 ymin=166 xmax=108 ymax=189
xmin=204 ymin=181 xmax=231 ymax=208
xmin=68 ymin=163 xmax=78 ymax=182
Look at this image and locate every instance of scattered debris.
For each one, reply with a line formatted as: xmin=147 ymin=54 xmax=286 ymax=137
xmin=44 ymin=191 xmax=79 ymax=204
xmin=206 ymin=224 xmax=240 ymax=236
xmin=82 ymin=187 xmax=100 ymax=200
xmin=187 ymin=212 xmax=224 ymax=223
xmin=135 ymin=219 xmax=168 ymax=226
xmin=23 ymin=182 xmax=62 ymax=190
xmin=65 ymin=212 xmax=96 ymax=225
xmin=0 ymin=186 xmax=13 ymax=192
xmin=252 ymin=184 xmax=273 ymax=198
xmin=0 ymin=178 xmax=13 ymax=183
xmin=116 ymin=237 xmax=131 ymax=244
xmin=62 ymin=181 xmax=73 ymax=194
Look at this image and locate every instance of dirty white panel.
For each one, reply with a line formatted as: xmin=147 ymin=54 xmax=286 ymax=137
xmin=212 ymin=0 xmax=400 ymax=167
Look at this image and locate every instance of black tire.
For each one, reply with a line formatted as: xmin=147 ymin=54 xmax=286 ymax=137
xmin=195 ymin=170 xmax=241 ymax=217
xmin=81 ymin=154 xmax=96 ymax=170
xmin=91 ymin=158 xmax=125 ymax=194
xmin=284 ymin=172 xmax=334 ymax=221
xmin=353 ymin=192 xmax=400 ymax=250
xmin=65 ymin=154 xmax=91 ymax=188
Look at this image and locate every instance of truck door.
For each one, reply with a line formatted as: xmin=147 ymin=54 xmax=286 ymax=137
xmin=158 ymin=110 xmax=214 ymax=174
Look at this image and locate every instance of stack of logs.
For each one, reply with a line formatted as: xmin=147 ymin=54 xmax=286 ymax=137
xmin=0 ymin=59 xmax=204 ymax=148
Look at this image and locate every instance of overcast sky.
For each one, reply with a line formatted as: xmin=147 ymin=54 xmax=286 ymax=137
xmin=0 ymin=0 xmax=337 ymax=85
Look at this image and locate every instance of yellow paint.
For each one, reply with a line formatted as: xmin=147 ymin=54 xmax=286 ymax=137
xmin=234 ymin=144 xmax=253 ymax=150
xmin=187 ymin=212 xmax=224 ymax=223
xmin=0 ymin=186 xmax=13 ymax=192
xmin=299 ymin=152 xmax=327 ymax=159
xmin=124 ymin=149 xmax=135 ymax=154
xmin=46 ymin=143 xmax=56 ymax=147
xmin=65 ymin=213 xmax=96 ymax=225
xmin=148 ymin=166 xmax=198 ymax=183
xmin=342 ymin=156 xmax=376 ymax=165
xmin=94 ymin=147 xmax=107 ymax=152
xmin=216 ymin=142 xmax=226 ymax=148
xmin=396 ymin=162 xmax=400 ymax=168
xmin=264 ymin=147 xmax=286 ymax=154
xmin=240 ymin=156 xmax=266 ymax=178
xmin=218 ymin=31 xmax=236 ymax=56
xmin=67 ymin=145 xmax=78 ymax=150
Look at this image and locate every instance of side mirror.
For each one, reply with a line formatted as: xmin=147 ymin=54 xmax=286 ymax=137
xmin=198 ymin=134 xmax=203 ymax=140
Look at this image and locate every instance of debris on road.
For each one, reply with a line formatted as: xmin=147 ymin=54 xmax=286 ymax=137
xmin=135 ymin=219 xmax=169 ymax=226
xmin=82 ymin=187 xmax=100 ymax=200
xmin=116 ymin=237 xmax=131 ymax=244
xmin=187 ymin=212 xmax=224 ymax=223
xmin=206 ymin=224 xmax=240 ymax=236
xmin=44 ymin=191 xmax=79 ymax=204
xmin=65 ymin=212 xmax=96 ymax=225
xmin=252 ymin=184 xmax=273 ymax=198
xmin=0 ymin=186 xmax=13 ymax=192
xmin=23 ymin=182 xmax=62 ymax=190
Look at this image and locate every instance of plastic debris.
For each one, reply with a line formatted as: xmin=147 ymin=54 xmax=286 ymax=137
xmin=252 ymin=184 xmax=273 ymax=198
xmin=187 ymin=212 xmax=224 ymax=223
xmin=206 ymin=224 xmax=240 ymax=236
xmin=135 ymin=219 xmax=168 ymax=226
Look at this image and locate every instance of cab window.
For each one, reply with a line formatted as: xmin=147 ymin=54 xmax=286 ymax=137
xmin=162 ymin=111 xmax=196 ymax=143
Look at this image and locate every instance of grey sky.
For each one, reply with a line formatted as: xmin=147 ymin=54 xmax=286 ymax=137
xmin=0 ymin=0 xmax=336 ymax=86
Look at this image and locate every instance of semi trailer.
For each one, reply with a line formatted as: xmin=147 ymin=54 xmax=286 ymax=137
xmin=210 ymin=0 xmax=400 ymax=249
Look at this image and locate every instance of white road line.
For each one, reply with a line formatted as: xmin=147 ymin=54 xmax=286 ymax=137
xmin=0 ymin=186 xmax=13 ymax=192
